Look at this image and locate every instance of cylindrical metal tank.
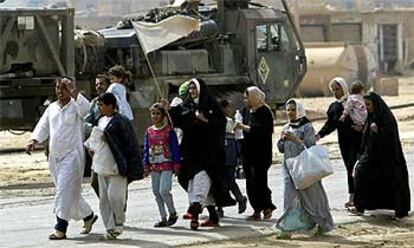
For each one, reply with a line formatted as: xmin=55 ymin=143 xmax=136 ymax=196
xmin=296 ymin=42 xmax=377 ymax=96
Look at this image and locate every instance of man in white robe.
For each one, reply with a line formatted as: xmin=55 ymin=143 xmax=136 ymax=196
xmin=25 ymin=77 xmax=98 ymax=240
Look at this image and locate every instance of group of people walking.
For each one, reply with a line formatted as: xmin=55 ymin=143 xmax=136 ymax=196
xmin=25 ymin=69 xmax=410 ymax=241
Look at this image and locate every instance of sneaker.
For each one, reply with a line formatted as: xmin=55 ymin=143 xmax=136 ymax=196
xmin=200 ymin=219 xmax=220 ymax=227
xmin=167 ymin=213 xmax=178 ymax=226
xmin=48 ymin=230 xmax=66 ymax=240
xmin=80 ymin=214 xmax=98 ymax=234
xmin=154 ymin=219 xmax=168 ymax=228
xmin=238 ymin=196 xmax=247 ymax=214
xmin=113 ymin=225 xmax=123 ymax=236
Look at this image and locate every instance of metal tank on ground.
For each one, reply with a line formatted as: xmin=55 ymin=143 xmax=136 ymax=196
xmin=296 ymin=42 xmax=377 ymax=97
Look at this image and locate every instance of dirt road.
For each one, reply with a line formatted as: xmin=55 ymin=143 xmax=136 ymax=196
xmin=0 ymin=77 xmax=413 ymax=247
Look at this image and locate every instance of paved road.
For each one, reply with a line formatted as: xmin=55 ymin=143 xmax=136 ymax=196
xmin=0 ymin=151 xmax=413 ymax=248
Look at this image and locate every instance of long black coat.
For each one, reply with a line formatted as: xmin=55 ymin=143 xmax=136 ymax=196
xmin=242 ymin=106 xmax=274 ymax=167
xmin=354 ymin=92 xmax=410 ymax=216
xmin=170 ymin=78 xmax=236 ymax=207
xmin=318 ymin=101 xmax=362 ymax=154
xmin=317 ymin=100 xmax=362 ymax=194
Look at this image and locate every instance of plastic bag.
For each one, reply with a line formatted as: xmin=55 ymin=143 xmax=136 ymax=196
xmin=286 ymin=144 xmax=334 ymax=189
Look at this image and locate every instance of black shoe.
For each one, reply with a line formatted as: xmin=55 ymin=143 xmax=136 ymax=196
xmin=167 ymin=213 xmax=178 ymax=226
xmin=238 ymin=196 xmax=247 ymax=214
xmin=217 ymin=208 xmax=224 ymax=218
xmin=154 ymin=218 xmax=168 ymax=228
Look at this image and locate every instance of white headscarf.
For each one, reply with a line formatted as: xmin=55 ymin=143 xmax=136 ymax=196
xmin=189 ymin=78 xmax=201 ymax=104
xmin=286 ymin=98 xmax=306 ymax=121
xmin=246 ymin=86 xmax=268 ymax=111
xmin=329 ymin=77 xmax=349 ymax=102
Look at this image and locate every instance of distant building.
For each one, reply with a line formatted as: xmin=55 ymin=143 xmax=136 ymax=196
xmin=298 ymin=5 xmax=414 ymax=74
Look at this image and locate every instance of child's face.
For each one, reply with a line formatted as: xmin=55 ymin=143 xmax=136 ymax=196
xmin=98 ymin=101 xmax=113 ymax=117
xmin=286 ymin=103 xmax=297 ymax=122
xmin=151 ymin=109 xmax=165 ymax=125
xmin=223 ymin=105 xmax=232 ymax=117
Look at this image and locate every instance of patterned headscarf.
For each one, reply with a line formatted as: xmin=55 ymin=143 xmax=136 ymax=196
xmin=329 ymin=77 xmax=349 ymax=102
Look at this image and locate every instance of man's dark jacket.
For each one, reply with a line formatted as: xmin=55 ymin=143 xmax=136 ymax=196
xmin=101 ymin=113 xmax=143 ymax=183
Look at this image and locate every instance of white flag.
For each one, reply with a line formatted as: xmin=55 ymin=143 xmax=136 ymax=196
xmin=132 ymin=15 xmax=200 ymax=55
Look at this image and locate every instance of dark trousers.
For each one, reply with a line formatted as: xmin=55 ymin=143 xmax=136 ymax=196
xmin=340 ymin=146 xmax=359 ymax=194
xmin=244 ymin=162 xmax=276 ymax=212
xmin=55 ymin=213 xmax=94 ymax=233
xmin=225 ymin=166 xmax=244 ymax=203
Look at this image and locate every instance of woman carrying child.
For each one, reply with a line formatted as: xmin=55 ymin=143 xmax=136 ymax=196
xmin=276 ymin=98 xmax=334 ymax=239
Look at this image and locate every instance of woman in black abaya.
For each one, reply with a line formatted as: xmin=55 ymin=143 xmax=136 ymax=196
xmin=166 ymin=78 xmax=235 ymax=230
xmin=352 ymin=92 xmax=410 ymax=219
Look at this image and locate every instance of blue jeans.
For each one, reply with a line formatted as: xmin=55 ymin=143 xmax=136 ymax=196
xmin=151 ymin=170 xmax=176 ymax=219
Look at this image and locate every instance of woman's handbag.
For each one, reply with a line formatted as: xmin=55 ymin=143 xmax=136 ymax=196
xmin=285 ymin=144 xmax=334 ymax=189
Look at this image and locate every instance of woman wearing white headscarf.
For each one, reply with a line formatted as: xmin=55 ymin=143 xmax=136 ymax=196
xmin=235 ymin=86 xmax=276 ymax=220
xmin=316 ymin=77 xmax=363 ymax=208
xmin=276 ymin=98 xmax=334 ymax=239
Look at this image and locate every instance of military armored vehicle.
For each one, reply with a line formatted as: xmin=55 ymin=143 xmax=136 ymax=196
xmin=0 ymin=0 xmax=307 ymax=138
xmin=99 ymin=0 xmax=307 ymax=136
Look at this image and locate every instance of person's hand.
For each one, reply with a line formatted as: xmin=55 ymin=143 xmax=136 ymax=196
xmin=195 ymin=110 xmax=208 ymax=123
xmin=161 ymin=99 xmax=170 ymax=110
xmin=339 ymin=114 xmax=346 ymax=122
xmin=25 ymin=139 xmax=38 ymax=155
xmin=283 ymin=131 xmax=302 ymax=144
xmin=173 ymin=168 xmax=180 ymax=177
xmin=88 ymin=150 xmax=95 ymax=158
xmin=144 ymin=167 xmax=151 ymax=177
xmin=352 ymin=124 xmax=364 ymax=132
xmin=370 ymin=122 xmax=378 ymax=133
xmin=315 ymin=134 xmax=321 ymax=142
xmin=234 ymin=122 xmax=242 ymax=130
xmin=62 ymin=78 xmax=78 ymax=99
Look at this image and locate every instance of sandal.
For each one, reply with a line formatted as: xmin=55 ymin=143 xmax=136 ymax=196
xmin=80 ymin=215 xmax=98 ymax=234
xmin=344 ymin=201 xmax=354 ymax=208
xmin=246 ymin=212 xmax=261 ymax=221
xmin=263 ymin=209 xmax=274 ymax=220
xmin=276 ymin=231 xmax=292 ymax=240
xmin=48 ymin=230 xmax=66 ymax=240
xmin=347 ymin=207 xmax=364 ymax=216
xmin=314 ymin=226 xmax=327 ymax=236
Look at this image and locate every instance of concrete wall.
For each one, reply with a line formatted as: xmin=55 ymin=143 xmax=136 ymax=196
xmin=300 ymin=9 xmax=414 ymax=73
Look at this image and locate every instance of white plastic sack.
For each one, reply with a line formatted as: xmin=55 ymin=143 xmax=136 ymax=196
xmin=286 ymin=144 xmax=334 ymax=189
